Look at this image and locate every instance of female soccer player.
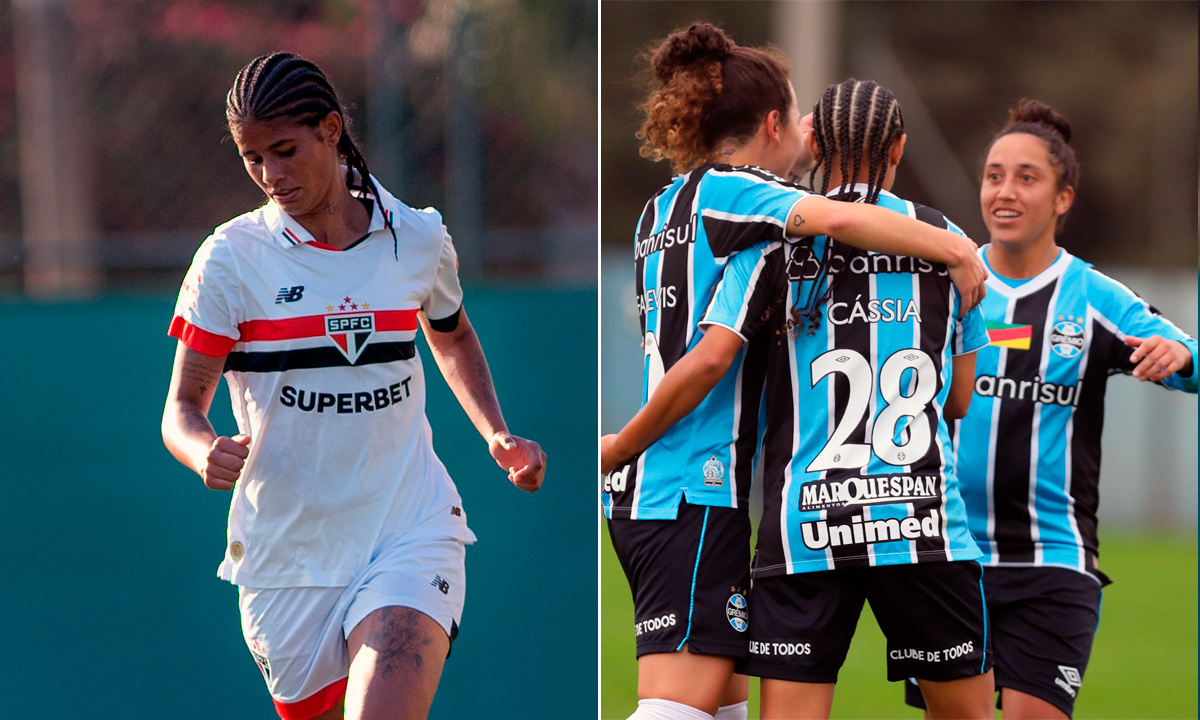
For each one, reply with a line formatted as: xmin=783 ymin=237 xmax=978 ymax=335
xmin=602 ymin=28 xmax=988 ymax=720
xmin=605 ymin=78 xmax=997 ymax=720
xmin=161 ymin=53 xmax=545 ymax=720
xmin=901 ymin=99 xmax=1197 ymax=719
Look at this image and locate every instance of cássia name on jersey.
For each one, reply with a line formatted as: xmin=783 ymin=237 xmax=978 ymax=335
xmin=701 ymin=185 xmax=988 ymax=577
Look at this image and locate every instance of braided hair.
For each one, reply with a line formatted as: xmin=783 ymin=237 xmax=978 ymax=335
xmin=791 ymin=79 xmax=905 ymax=335
xmin=987 ymin=98 xmax=1080 ymax=233
xmin=226 ymin=52 xmax=400 ymax=256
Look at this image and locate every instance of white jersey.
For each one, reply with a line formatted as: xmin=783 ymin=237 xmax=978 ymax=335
xmin=169 ymin=184 xmax=476 ymax=588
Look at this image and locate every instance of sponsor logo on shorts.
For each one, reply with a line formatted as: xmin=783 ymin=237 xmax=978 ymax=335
xmin=1055 ymin=665 xmax=1082 ymax=697
xmin=726 ymin=593 xmax=748 ymax=632
xmin=749 ymin=640 xmax=811 ymax=656
xmin=799 ymin=474 xmax=939 ymax=511
xmin=250 ymin=639 xmax=271 ymax=680
xmin=890 ymin=641 xmax=974 ymax=663
xmin=1050 ymin=316 xmax=1085 ymax=359
xmin=703 ymin=456 xmax=725 ymax=487
xmin=801 ymin=509 xmax=944 ymax=550
xmin=431 ymin=575 xmax=450 ymax=595
xmin=450 ymin=506 xmax=462 ymax=517
xmin=634 ymin=613 xmax=676 ymax=637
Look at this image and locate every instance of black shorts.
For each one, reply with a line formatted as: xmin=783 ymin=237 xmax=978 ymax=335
xmin=740 ymin=560 xmax=991 ymax=684
xmin=607 ymin=499 xmax=752 ymax=658
xmin=904 ymin=565 xmax=1101 ymax=717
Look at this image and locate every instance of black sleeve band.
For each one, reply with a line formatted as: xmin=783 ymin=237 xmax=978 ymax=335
xmin=428 ymin=307 xmax=462 ymax=333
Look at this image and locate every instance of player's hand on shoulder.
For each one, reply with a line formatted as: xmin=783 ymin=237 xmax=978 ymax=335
xmin=201 ymin=434 xmax=251 ymax=491
xmin=1125 ymin=335 xmax=1191 ymax=382
xmin=946 ymin=235 xmax=987 ymax=315
xmin=489 ymin=432 xmax=546 ymax=493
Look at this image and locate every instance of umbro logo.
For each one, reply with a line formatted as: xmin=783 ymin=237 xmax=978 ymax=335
xmin=1054 ymin=665 xmax=1082 ymax=697
xmin=275 ymin=285 xmax=305 ymax=303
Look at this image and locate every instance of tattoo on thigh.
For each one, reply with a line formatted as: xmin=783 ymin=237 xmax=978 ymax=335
xmin=369 ymin=607 xmax=437 ymax=676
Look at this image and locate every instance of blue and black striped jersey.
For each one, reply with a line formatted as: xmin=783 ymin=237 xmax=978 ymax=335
xmin=956 ymin=248 xmax=1198 ymax=583
xmin=703 ymin=186 xmax=987 ymax=577
xmin=602 ymin=164 xmax=810 ymax=520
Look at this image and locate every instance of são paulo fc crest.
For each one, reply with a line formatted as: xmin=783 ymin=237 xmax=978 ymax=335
xmin=1050 ymin=315 xmax=1085 ymax=359
xmin=703 ymin=456 xmax=725 ymax=487
xmin=324 ymin=296 xmax=376 ymax=363
xmin=250 ymin=639 xmax=271 ymax=681
xmin=726 ymin=591 xmax=749 ymax=633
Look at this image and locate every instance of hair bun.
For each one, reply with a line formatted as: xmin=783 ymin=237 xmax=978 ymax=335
xmin=651 ymin=23 xmax=735 ymax=83
xmin=1009 ymin=98 xmax=1072 ymax=143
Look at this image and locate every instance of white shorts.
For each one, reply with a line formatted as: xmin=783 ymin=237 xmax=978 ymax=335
xmin=238 ymin=533 xmax=467 ymax=720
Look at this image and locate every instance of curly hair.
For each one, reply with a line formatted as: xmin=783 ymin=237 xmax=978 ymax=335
xmin=636 ymin=23 xmax=793 ymax=174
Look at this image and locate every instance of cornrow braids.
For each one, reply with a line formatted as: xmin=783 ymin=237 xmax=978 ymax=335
xmin=794 ymin=79 xmax=905 ymax=335
xmin=226 ymin=52 xmax=401 ymax=258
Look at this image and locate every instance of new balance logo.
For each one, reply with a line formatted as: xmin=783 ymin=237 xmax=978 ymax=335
xmin=275 ymin=286 xmax=305 ymax=303
xmin=431 ymin=575 xmax=450 ymax=595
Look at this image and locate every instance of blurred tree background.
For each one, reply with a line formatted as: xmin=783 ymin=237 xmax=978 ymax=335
xmin=601 ymin=1 xmax=1197 ymax=269
xmin=0 ymin=0 xmax=596 ymax=291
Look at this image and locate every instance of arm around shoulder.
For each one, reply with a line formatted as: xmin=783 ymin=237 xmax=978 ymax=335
xmin=786 ymin=195 xmax=986 ymax=313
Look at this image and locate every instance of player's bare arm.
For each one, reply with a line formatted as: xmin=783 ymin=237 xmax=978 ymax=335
xmin=601 ymin=325 xmax=745 ymax=475
xmin=419 ymin=309 xmax=546 ymax=492
xmin=162 ymin=342 xmax=250 ymax=491
xmin=788 ymin=195 xmax=987 ymax=314
xmin=944 ymin=352 xmax=979 ymax=420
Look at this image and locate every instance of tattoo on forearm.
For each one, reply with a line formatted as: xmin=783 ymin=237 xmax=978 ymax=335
xmin=369 ymin=607 xmax=437 ymax=676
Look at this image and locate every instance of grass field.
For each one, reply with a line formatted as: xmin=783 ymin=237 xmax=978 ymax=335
xmin=600 ymin=526 xmax=1198 ymax=719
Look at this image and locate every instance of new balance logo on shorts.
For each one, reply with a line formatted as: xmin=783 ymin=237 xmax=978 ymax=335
xmin=1055 ymin=665 xmax=1082 ymax=697
xmin=431 ymin=575 xmax=450 ymax=595
xmin=275 ymin=285 xmax=305 ymax=303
